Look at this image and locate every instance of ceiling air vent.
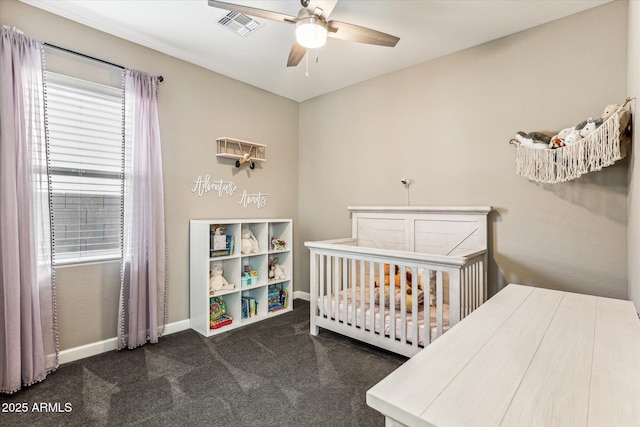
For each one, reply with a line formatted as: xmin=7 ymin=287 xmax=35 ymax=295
xmin=218 ymin=11 xmax=262 ymax=37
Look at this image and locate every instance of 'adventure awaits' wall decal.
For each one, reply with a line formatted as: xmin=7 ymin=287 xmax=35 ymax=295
xmin=191 ymin=175 xmax=270 ymax=208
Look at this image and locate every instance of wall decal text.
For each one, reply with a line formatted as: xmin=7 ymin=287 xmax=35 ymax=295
xmin=191 ymin=175 xmax=270 ymax=209
xmin=238 ymin=190 xmax=270 ymax=209
xmin=191 ymin=175 xmax=237 ymax=197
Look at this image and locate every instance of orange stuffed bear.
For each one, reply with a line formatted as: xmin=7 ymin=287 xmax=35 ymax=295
xmin=375 ymin=264 xmax=413 ymax=294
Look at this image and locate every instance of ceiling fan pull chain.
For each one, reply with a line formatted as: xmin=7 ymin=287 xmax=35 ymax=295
xmin=315 ymin=49 xmax=319 ymax=63
xmin=305 ymin=53 xmax=309 ymax=79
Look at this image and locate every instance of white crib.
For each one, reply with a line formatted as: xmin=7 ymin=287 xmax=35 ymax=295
xmin=305 ymin=206 xmax=491 ymax=357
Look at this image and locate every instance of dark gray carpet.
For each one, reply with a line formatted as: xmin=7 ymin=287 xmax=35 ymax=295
xmin=1 ymin=299 xmax=407 ymax=426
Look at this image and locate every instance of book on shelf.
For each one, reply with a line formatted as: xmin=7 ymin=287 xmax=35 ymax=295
xmin=212 ymin=234 xmax=227 ymax=250
xmin=268 ymin=285 xmax=288 ymax=312
xmin=210 ymin=235 xmax=234 ymax=257
xmin=241 ymin=296 xmax=258 ymax=319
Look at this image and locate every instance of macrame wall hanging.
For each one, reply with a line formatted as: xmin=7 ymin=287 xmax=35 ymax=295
xmin=509 ymin=98 xmax=633 ymax=184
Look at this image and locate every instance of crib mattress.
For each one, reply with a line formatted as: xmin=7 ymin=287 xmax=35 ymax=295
xmin=318 ymin=288 xmax=450 ymax=346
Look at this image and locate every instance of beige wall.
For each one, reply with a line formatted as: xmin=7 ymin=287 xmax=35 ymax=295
xmin=299 ymin=0 xmax=629 ymax=299
xmin=2 ymin=0 xmax=299 ymax=350
xmin=628 ymin=0 xmax=639 ymax=313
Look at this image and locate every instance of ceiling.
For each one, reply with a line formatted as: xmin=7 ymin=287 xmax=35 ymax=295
xmin=22 ymin=0 xmax=612 ymax=102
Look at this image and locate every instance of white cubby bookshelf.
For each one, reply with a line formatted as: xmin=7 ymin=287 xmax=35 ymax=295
xmin=189 ymin=218 xmax=293 ymax=337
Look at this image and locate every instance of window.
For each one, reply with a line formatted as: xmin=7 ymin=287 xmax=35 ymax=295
xmin=45 ymin=72 xmax=124 ymax=264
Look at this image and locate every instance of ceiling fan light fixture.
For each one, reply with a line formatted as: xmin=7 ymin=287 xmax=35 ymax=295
xmin=295 ymin=15 xmax=327 ymax=49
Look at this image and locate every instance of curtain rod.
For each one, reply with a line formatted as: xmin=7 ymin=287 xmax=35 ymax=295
xmin=43 ymin=42 xmax=164 ymax=82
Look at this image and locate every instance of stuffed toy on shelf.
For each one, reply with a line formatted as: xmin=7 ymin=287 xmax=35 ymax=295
xmin=209 ymin=265 xmax=235 ymax=294
xmin=241 ymin=227 xmax=259 ymax=254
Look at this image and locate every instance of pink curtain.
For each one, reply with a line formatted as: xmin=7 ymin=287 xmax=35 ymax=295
xmin=0 ymin=27 xmax=58 ymax=394
xmin=118 ymin=69 xmax=167 ymax=349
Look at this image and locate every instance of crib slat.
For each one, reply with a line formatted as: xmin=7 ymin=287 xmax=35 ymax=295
xmin=472 ymin=263 xmax=476 ymax=312
xmin=411 ymin=267 xmax=418 ymax=349
xmin=335 ymin=257 xmax=341 ymax=321
xmin=474 ymin=262 xmax=479 ymax=310
xmin=471 ymin=265 xmax=475 ymax=315
xmin=479 ymin=260 xmax=485 ymax=305
xmin=460 ymin=267 xmax=471 ymax=317
xmin=328 ymin=256 xmax=334 ymax=320
xmin=468 ymin=263 xmax=473 ymax=315
xmin=336 ymin=258 xmax=340 ymax=318
xmin=436 ymin=271 xmax=444 ymax=337
xmin=449 ymin=268 xmax=461 ymax=326
xmin=469 ymin=265 xmax=473 ymax=315
xmin=389 ymin=265 xmax=397 ymax=342
xmin=462 ymin=267 xmax=467 ymax=318
xmin=332 ymin=256 xmax=337 ymax=318
xmin=370 ymin=261 xmax=376 ymax=336
xmin=378 ymin=263 xmax=385 ymax=338
xmin=318 ymin=255 xmax=325 ymax=318
xmin=400 ymin=265 xmax=406 ymax=345
xmin=350 ymin=258 xmax=356 ymax=330
xmin=360 ymin=259 xmax=366 ymax=332
xmin=428 ymin=269 xmax=433 ymax=344
xmin=483 ymin=253 xmax=488 ymax=302
xmin=332 ymin=257 xmax=338 ymax=320
xmin=470 ymin=261 xmax=475 ymax=311
xmin=341 ymin=257 xmax=347 ymax=323
xmin=335 ymin=257 xmax=340 ymax=320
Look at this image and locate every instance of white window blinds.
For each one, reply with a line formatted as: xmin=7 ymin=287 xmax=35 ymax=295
xmin=45 ymin=72 xmax=124 ymax=264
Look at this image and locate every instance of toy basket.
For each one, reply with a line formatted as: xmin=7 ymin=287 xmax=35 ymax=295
xmin=511 ymin=98 xmax=633 ymax=183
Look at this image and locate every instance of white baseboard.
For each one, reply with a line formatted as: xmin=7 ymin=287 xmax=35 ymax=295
xmin=58 ymin=297 xmax=309 ymax=364
xmin=164 ymin=319 xmax=191 ymax=335
xmin=58 ymin=319 xmax=191 ymax=365
xmin=58 ymin=337 xmax=118 ymax=365
xmin=294 ymin=291 xmax=310 ymax=301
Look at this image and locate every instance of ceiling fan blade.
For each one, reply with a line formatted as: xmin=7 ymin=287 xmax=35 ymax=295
xmin=308 ymin=0 xmax=339 ymax=18
xmin=287 ymin=40 xmax=307 ymax=67
xmin=208 ymin=0 xmax=296 ymax=23
xmin=327 ymin=21 xmax=399 ymax=47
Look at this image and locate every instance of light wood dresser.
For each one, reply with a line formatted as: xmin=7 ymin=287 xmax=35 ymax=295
xmin=367 ymin=284 xmax=640 ymax=426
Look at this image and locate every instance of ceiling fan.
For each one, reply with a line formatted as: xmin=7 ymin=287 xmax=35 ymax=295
xmin=208 ymin=0 xmax=400 ymax=67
